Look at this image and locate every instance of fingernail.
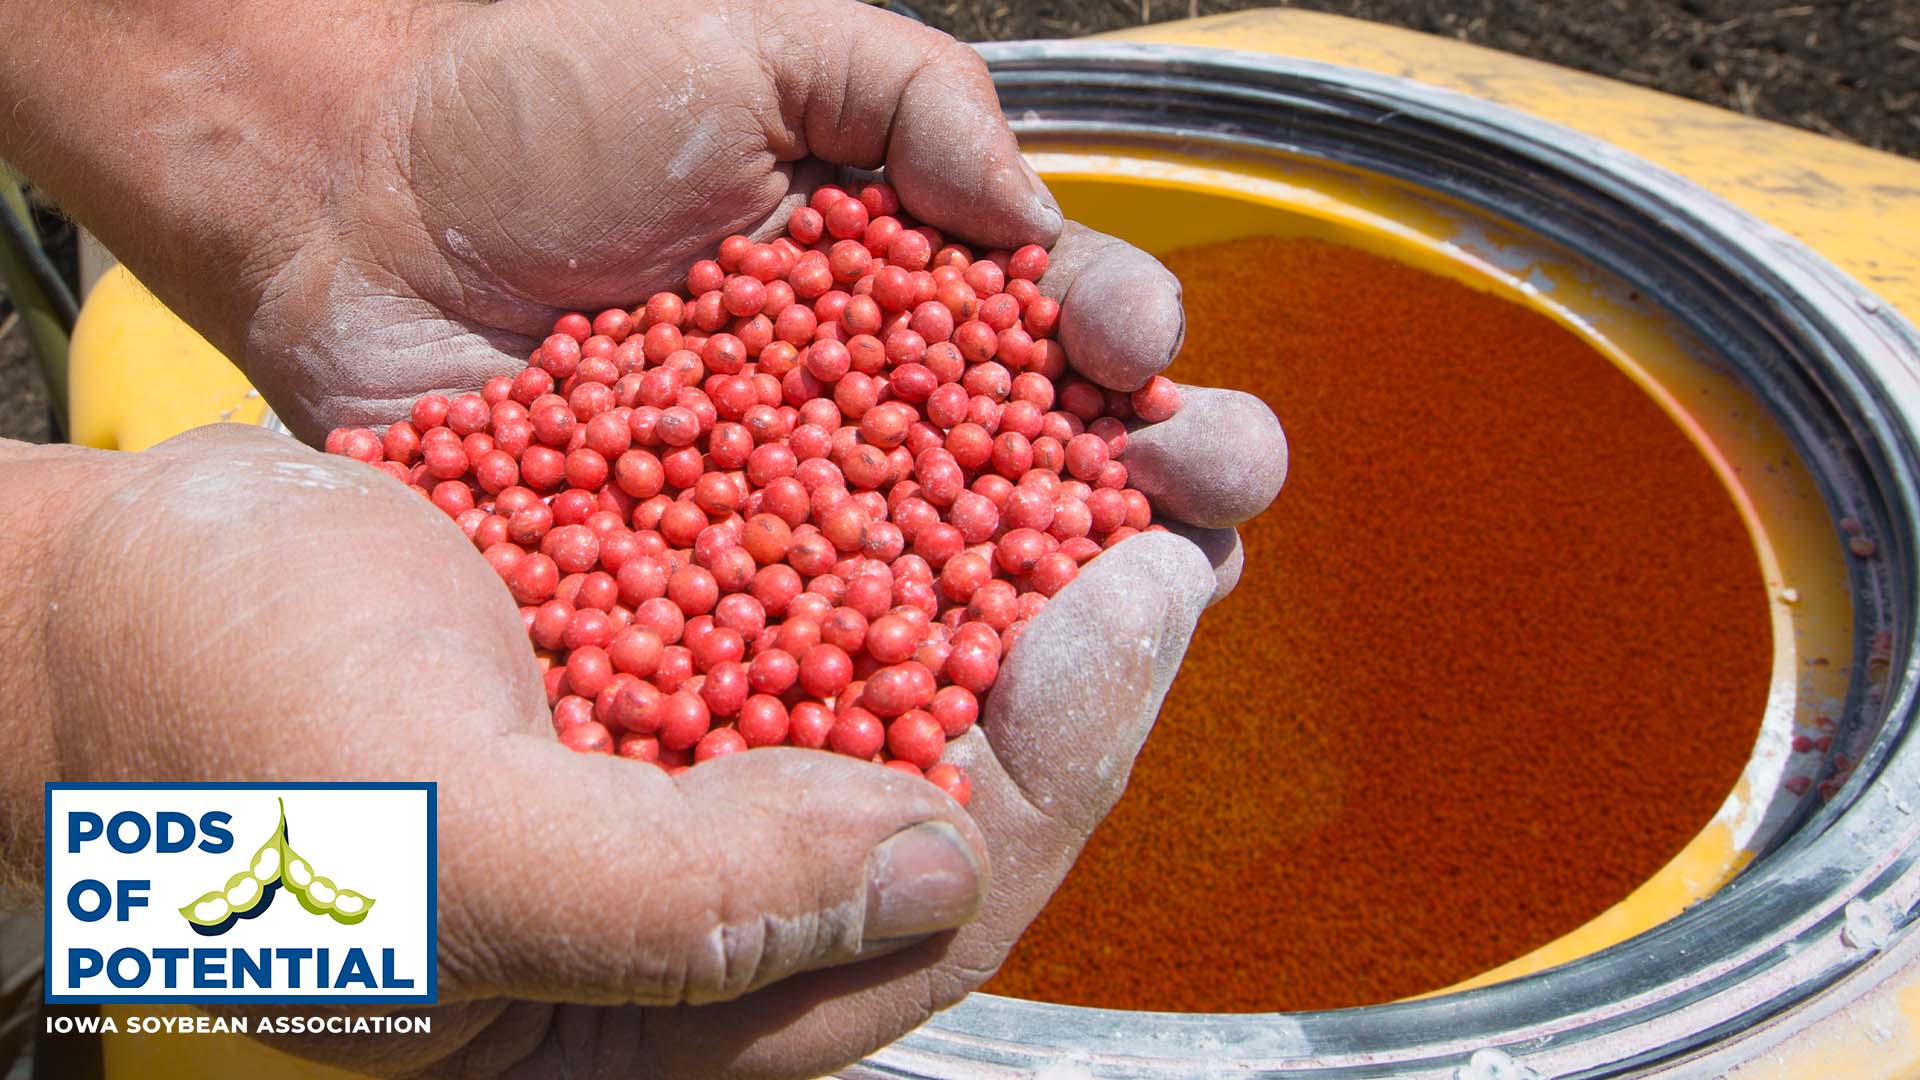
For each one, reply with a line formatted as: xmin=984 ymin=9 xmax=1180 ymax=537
xmin=863 ymin=821 xmax=984 ymax=943
xmin=1017 ymin=156 xmax=1064 ymax=238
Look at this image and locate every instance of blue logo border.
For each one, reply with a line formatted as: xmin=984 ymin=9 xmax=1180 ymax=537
xmin=43 ymin=781 xmax=438 ymax=1006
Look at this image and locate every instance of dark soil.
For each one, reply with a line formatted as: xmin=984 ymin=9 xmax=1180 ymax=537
xmin=914 ymin=0 xmax=1920 ymax=159
xmin=3 ymin=1 xmax=1914 ymax=442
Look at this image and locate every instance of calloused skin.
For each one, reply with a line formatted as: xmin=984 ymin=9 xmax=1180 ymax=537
xmin=0 ymin=1 xmax=1286 ymax=1077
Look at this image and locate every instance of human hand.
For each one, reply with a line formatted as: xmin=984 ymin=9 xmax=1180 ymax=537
xmin=21 ymin=414 xmax=1277 ymax=1078
xmin=222 ymin=0 xmax=1181 ymax=445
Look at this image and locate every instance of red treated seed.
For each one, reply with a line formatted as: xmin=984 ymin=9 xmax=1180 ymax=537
xmin=842 ymin=297 xmax=884 ymax=338
xmin=1131 ymin=374 xmax=1183 ymax=423
xmin=699 ymin=661 xmax=750 ymax=717
xmin=799 ymin=643 xmax=854 ymax=698
xmin=688 ymin=622 xmax=746 ymax=670
xmin=410 ymin=394 xmax=451 ymax=431
xmin=887 ymin=710 xmax=946 ymax=770
xmin=667 ymin=564 xmax=720 ymax=615
xmin=828 ymin=708 xmax=886 ymax=759
xmin=658 ymin=690 xmax=712 ymax=750
xmin=865 ymin=662 xmax=937 ymax=718
xmin=925 ymin=762 xmax=972 ymax=806
xmin=749 ymin=648 xmax=800 ymax=695
xmin=825 ymin=197 xmax=870 ymax=240
xmin=944 ymin=635 xmax=999 ymax=693
xmin=595 ymin=673 xmax=639 ymax=725
xmin=859 ymin=182 xmax=901 ymax=217
xmin=1030 ymin=551 xmax=1080 ymax=596
xmin=865 ymin=614 xmax=922 ymax=664
xmin=687 ymin=260 xmax=725 ymax=295
xmin=380 ymin=422 xmax=421 ymax=464
xmin=544 ymin=525 xmax=601 ymax=575
xmin=940 ymin=551 xmax=994 ymax=603
xmin=991 ymin=432 xmax=1035 ymax=478
xmin=822 ymin=606 xmax=870 ymax=653
xmin=431 ymin=481 xmax=476 ymax=517
xmin=560 ymin=721 xmax=614 ymax=754
xmin=995 ymin=528 xmax=1051 ymax=576
xmin=539 ymin=334 xmax=584 ymax=379
xmin=714 ymin=592 xmax=766 ymax=641
xmin=883 ymin=227 xmax=931 ymax=270
xmin=610 ymin=677 xmax=665 ymax=734
xmin=566 ymin=645 xmax=614 ymax=698
xmin=930 ymin=685 xmax=979 ymax=737
xmin=633 ymin=598 xmax=686 ymax=645
xmin=788 ymin=206 xmax=826 ymax=245
xmin=954 ymin=320 xmax=998 ymax=363
xmin=722 ymin=275 xmax=766 ymax=318
xmin=738 ymin=694 xmax=791 ymax=747
xmin=562 ymin=608 xmax=614 ymax=651
xmin=1086 ymin=488 xmax=1128 ymax=533
xmin=576 ymin=571 xmax=619 ymax=612
xmin=615 ymin=733 xmax=660 ymax=762
xmin=828 ymin=240 xmax=873 ymax=282
xmin=694 ymin=726 xmax=748 ymax=762
xmin=938 ymin=279 xmax=979 ymax=321
xmin=609 ymin=626 xmax=664 ymax=677
xmin=1009 ymin=244 xmax=1049 ymax=280
xmin=998 ymin=327 xmax=1035 ymax=372
xmin=531 ymin=600 xmax=574 ymax=651
xmin=949 ymin=492 xmax=1001 ymax=543
xmin=789 ymin=701 xmax=835 ymax=749
xmin=1064 ymin=432 xmax=1111 ymax=481
xmin=332 ymin=198 xmax=1181 ymax=798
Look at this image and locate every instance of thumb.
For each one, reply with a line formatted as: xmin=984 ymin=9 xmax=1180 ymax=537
xmin=436 ymin=738 xmax=988 ymax=1006
xmin=757 ymin=2 xmax=1062 ymax=249
xmin=963 ymin=530 xmax=1217 ymax=838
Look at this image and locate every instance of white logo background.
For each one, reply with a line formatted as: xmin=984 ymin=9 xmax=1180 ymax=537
xmin=47 ymin=785 xmax=433 ymax=1002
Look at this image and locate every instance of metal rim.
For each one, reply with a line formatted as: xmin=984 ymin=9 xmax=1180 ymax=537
xmin=854 ymin=41 xmax=1920 ymax=1078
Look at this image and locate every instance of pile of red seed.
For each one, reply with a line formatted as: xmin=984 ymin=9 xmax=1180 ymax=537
xmin=324 ymin=180 xmax=1181 ymax=804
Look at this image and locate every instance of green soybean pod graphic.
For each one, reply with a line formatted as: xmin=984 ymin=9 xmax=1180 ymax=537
xmin=282 ymin=845 xmax=376 ymax=925
xmin=328 ymin=889 xmax=374 ymax=925
xmin=249 ymin=800 xmax=288 ymax=886
xmin=179 ymin=869 xmax=271 ymax=926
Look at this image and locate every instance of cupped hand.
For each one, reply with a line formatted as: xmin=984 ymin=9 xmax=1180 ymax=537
xmin=242 ymin=0 xmax=1055 ymax=440
xmin=44 ymin=400 xmax=1276 ymax=1078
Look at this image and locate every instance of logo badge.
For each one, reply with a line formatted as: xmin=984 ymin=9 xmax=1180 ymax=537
xmin=45 ymin=783 xmax=436 ymax=1004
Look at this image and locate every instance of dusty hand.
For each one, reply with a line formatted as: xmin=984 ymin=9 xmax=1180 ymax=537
xmin=241 ymin=0 xmax=1053 ymax=439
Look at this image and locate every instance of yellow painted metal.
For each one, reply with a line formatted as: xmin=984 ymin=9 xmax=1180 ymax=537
xmin=86 ymin=10 xmax=1920 ymax=1078
xmin=67 ymin=263 xmax=265 ymax=451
